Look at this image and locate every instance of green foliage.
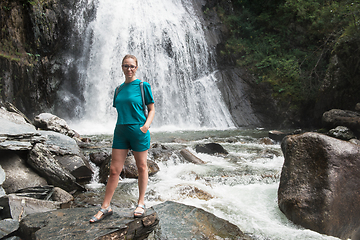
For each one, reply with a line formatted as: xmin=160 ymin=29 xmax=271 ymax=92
xmin=217 ymin=0 xmax=360 ymax=108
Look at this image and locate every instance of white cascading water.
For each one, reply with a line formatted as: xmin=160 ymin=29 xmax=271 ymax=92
xmin=70 ymin=0 xmax=235 ymax=133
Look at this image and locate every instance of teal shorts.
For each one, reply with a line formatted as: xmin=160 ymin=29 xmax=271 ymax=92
xmin=112 ymin=124 xmax=150 ymax=152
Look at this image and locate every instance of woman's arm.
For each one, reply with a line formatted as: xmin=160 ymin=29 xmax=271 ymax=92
xmin=140 ymin=103 xmax=155 ymax=133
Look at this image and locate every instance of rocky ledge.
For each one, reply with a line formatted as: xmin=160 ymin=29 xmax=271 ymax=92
xmin=16 ymin=201 xmax=252 ymax=240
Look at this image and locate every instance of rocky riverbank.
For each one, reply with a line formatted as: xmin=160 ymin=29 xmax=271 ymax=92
xmin=0 ymin=103 xmax=253 ymax=239
xmin=1 ymin=101 xmax=360 ymax=239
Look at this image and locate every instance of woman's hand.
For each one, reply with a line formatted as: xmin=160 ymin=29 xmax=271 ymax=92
xmin=140 ymin=125 xmax=149 ymax=133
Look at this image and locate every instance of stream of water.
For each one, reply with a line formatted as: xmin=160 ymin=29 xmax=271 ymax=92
xmin=75 ymin=128 xmax=340 ymax=240
xmin=68 ymin=0 xmax=341 ymax=239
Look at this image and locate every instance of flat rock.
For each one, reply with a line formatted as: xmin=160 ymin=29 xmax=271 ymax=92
xmin=0 ymin=219 xmax=19 ymax=239
xmin=151 ymin=201 xmax=253 ymax=239
xmin=18 ymin=206 xmax=158 ymax=240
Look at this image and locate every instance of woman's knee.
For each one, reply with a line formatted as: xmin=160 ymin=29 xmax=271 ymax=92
xmin=137 ymin=163 xmax=148 ymax=174
xmin=109 ymin=165 xmax=122 ymax=176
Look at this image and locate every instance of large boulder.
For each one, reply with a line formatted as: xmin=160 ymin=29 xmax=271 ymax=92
xmin=18 ymin=206 xmax=159 ymax=240
xmin=39 ymin=131 xmax=93 ymax=181
xmin=27 ymin=143 xmax=80 ymax=192
xmin=278 ymin=132 xmax=360 ymax=239
xmin=322 ymin=109 xmax=360 ymax=135
xmin=0 ymin=151 xmax=47 ymax=194
xmin=151 ymin=201 xmax=253 ymax=239
xmin=33 ymin=113 xmax=77 ymax=138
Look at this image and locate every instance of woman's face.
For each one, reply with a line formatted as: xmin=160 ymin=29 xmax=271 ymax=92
xmin=122 ymin=58 xmax=138 ymax=79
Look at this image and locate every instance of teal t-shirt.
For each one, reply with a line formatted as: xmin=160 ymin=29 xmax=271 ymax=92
xmin=113 ymin=79 xmax=154 ymax=125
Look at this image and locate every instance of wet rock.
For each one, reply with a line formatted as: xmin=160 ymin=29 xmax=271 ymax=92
xmin=268 ymin=130 xmax=287 ymax=142
xmin=99 ymin=154 xmax=160 ymax=183
xmin=27 ymin=143 xmax=80 ymax=192
xmin=0 ymin=151 xmax=47 ymax=194
xmin=18 ymin=206 xmax=159 ymax=240
xmin=148 ymin=142 xmax=173 ymax=162
xmin=89 ymin=151 xmax=109 ymax=167
xmin=0 ymin=118 xmax=45 ymax=151
xmin=13 ymin=186 xmax=73 ymax=204
xmin=322 ymin=109 xmax=360 ymax=135
xmin=40 ymin=130 xmax=93 ymax=182
xmin=355 ymin=103 xmax=360 ymax=112
xmin=0 ymin=107 xmax=29 ymax=125
xmin=151 ymin=201 xmax=253 ymax=239
xmin=0 ymin=219 xmax=19 ymax=239
xmin=350 ymin=139 xmax=360 ymax=145
xmin=33 ymin=113 xmax=77 ymax=138
xmin=176 ymin=185 xmax=213 ymax=200
xmin=121 ymin=156 xmax=160 ymax=179
xmin=278 ymin=132 xmax=360 ymax=239
xmin=328 ymin=126 xmax=356 ymax=140
xmin=0 ymin=194 xmax=64 ymax=221
xmin=180 ymin=149 xmax=205 ymax=164
xmin=258 ymin=137 xmax=274 ymax=145
xmin=0 ymin=164 xmax=6 ymax=197
xmin=194 ymin=142 xmax=228 ymax=155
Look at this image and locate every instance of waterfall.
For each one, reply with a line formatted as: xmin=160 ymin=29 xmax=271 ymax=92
xmin=70 ymin=0 xmax=235 ymax=133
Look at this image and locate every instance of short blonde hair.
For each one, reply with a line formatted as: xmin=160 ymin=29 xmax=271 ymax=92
xmin=122 ymin=54 xmax=138 ymax=66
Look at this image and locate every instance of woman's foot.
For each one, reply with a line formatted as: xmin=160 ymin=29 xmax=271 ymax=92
xmin=134 ymin=204 xmax=145 ymax=218
xmin=89 ymin=206 xmax=113 ymax=223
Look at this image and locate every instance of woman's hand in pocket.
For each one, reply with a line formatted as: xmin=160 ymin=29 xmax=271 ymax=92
xmin=140 ymin=125 xmax=149 ymax=133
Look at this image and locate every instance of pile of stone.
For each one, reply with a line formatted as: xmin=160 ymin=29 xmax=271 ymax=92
xmin=0 ymin=104 xmax=93 ymax=238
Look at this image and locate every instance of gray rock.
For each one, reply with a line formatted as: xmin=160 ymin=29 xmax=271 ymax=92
xmin=52 ymin=187 xmax=74 ymax=203
xmin=0 ymin=151 xmax=47 ymax=194
xmin=355 ymin=103 xmax=360 ymax=112
xmin=0 ymin=219 xmax=19 ymax=239
xmin=0 ymin=107 xmax=28 ymax=125
xmin=322 ymin=109 xmax=360 ymax=134
xmin=0 ymin=194 xmax=63 ymax=221
xmin=39 ymin=131 xmax=93 ymax=182
xmin=0 ymin=165 xmax=5 ymax=185
xmin=195 ymin=142 xmax=228 ymax=155
xmin=34 ymin=113 xmax=76 ymax=138
xmin=350 ymin=139 xmax=360 ymax=145
xmin=328 ymin=126 xmax=356 ymax=140
xmin=151 ymin=201 xmax=253 ymax=239
xmin=180 ymin=149 xmax=205 ymax=164
xmin=89 ymin=151 xmax=109 ymax=167
xmin=0 ymin=118 xmax=45 ymax=151
xmin=27 ymin=143 xmax=79 ymax=191
xmin=278 ymin=132 xmax=360 ymax=239
xmin=40 ymin=130 xmax=81 ymax=155
xmin=18 ymin=206 xmax=159 ymax=240
xmin=99 ymin=154 xmax=160 ymax=184
xmin=268 ymin=130 xmax=287 ymax=142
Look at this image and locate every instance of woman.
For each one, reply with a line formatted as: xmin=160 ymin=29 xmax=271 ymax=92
xmin=90 ymin=54 xmax=155 ymax=222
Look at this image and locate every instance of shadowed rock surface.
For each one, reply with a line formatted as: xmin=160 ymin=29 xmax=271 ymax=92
xmin=151 ymin=201 xmax=253 ymax=240
xmin=278 ymin=132 xmax=360 ymax=239
xmin=18 ymin=206 xmax=159 ymax=240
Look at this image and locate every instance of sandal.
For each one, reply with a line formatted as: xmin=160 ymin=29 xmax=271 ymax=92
xmin=89 ymin=206 xmax=113 ymax=223
xmin=134 ymin=204 xmax=146 ymax=218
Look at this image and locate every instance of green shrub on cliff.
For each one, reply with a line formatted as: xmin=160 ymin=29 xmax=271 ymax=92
xmin=218 ymin=0 xmax=360 ymax=111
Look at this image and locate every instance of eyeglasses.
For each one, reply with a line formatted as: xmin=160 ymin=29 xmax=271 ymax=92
xmin=122 ymin=64 xmax=137 ymax=69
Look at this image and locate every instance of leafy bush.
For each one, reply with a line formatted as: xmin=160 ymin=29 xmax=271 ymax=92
xmin=217 ymin=0 xmax=360 ymax=109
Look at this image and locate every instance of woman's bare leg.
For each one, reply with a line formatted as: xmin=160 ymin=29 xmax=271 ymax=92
xmin=133 ymin=150 xmax=148 ymax=215
xmin=90 ymin=148 xmax=128 ymax=222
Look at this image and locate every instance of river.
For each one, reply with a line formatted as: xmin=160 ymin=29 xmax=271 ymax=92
xmin=68 ymin=0 xmax=341 ymax=238
xmin=74 ymin=128 xmax=340 ymax=240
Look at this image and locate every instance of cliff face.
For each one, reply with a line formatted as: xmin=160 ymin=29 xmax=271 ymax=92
xmin=0 ymin=0 xmax=89 ymax=119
